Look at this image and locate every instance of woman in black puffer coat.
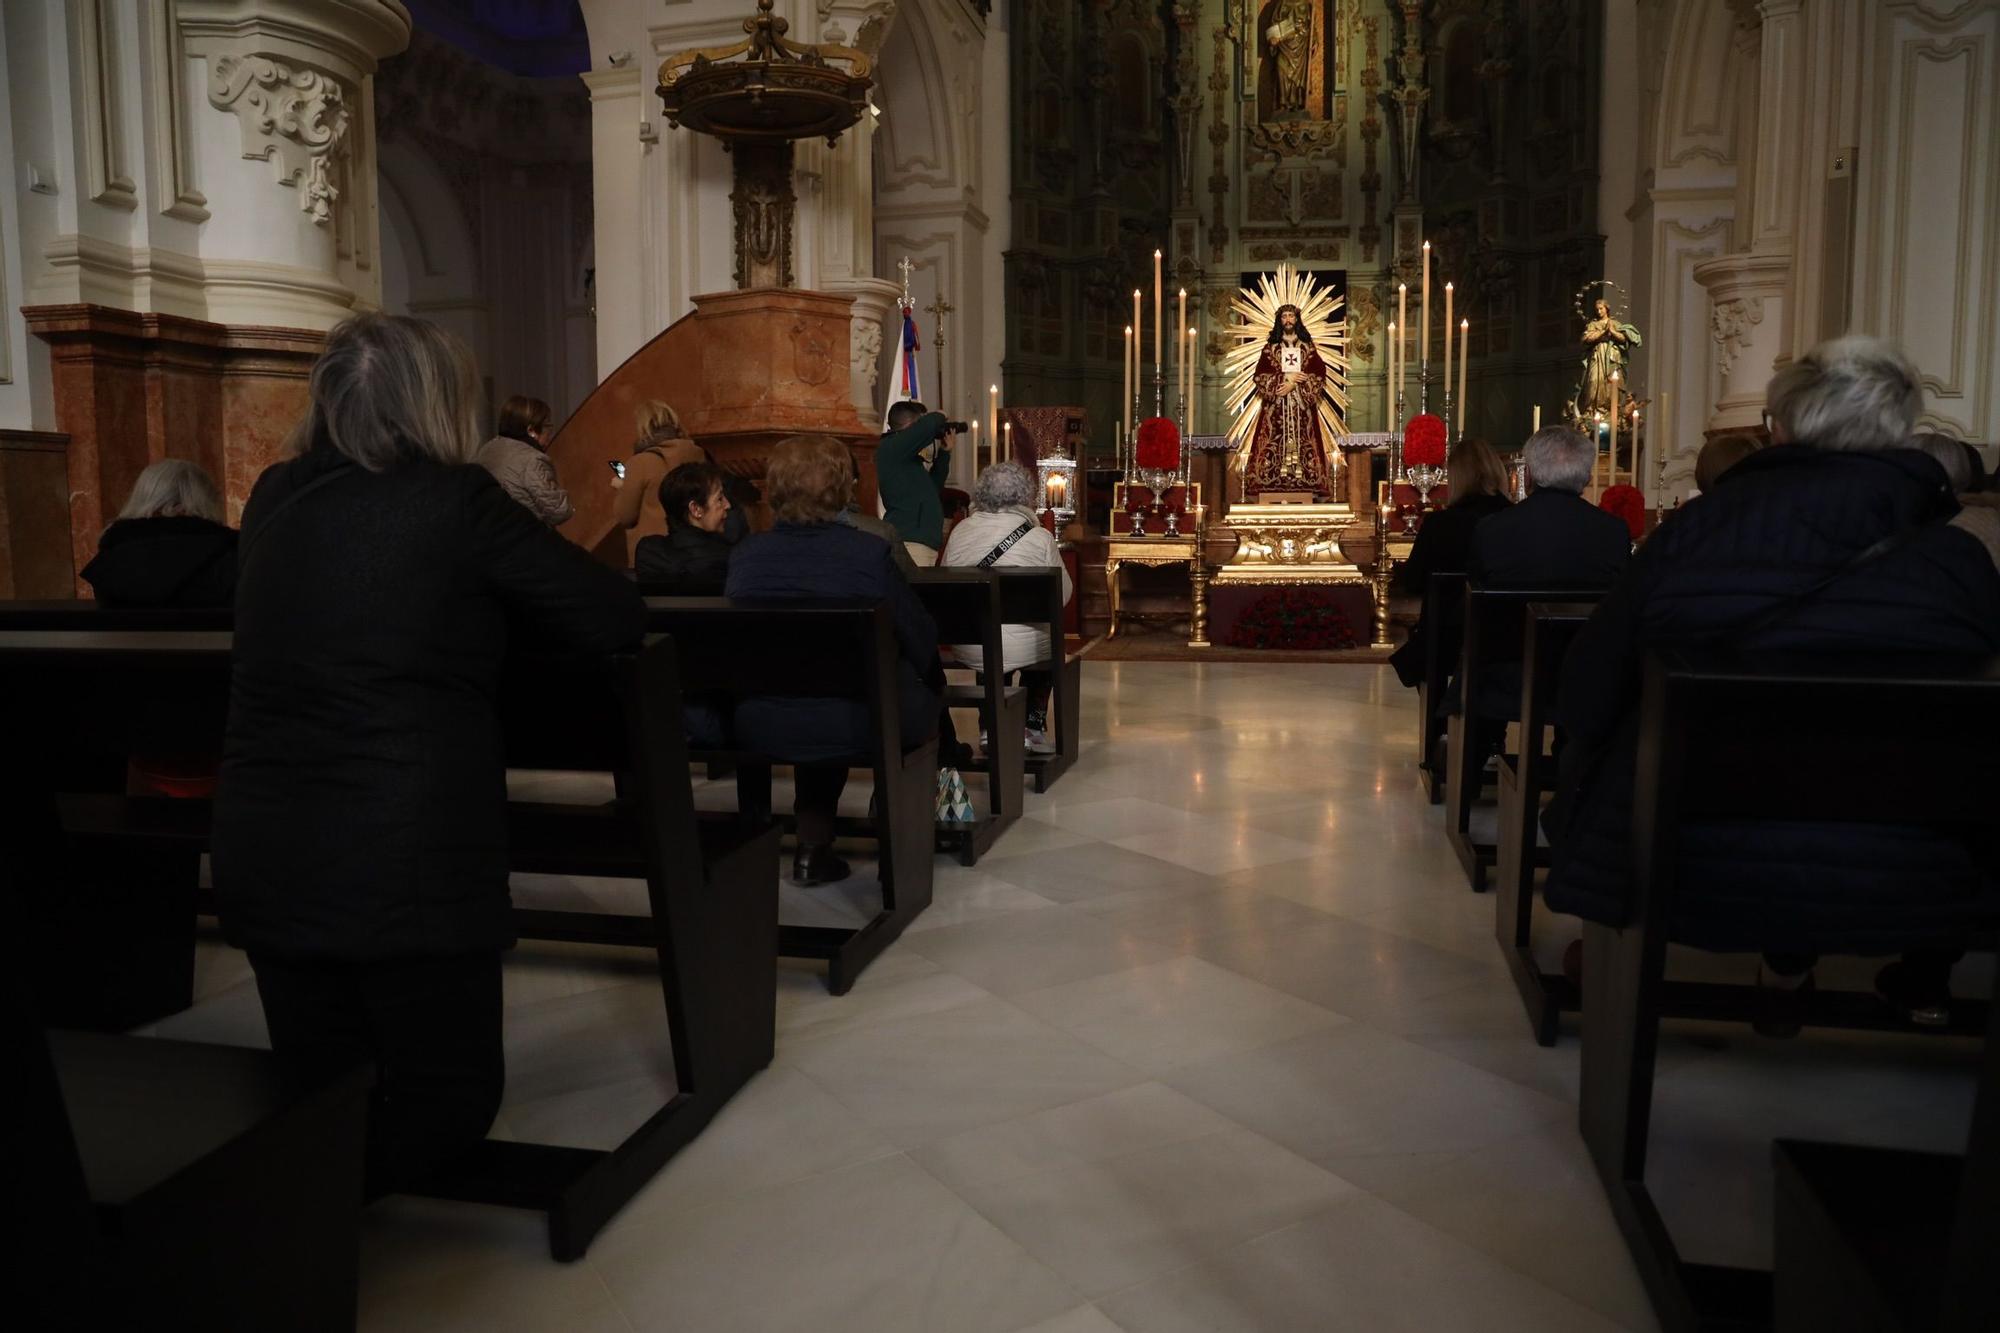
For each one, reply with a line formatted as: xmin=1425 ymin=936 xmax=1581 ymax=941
xmin=1546 ymin=339 xmax=2000 ymax=1002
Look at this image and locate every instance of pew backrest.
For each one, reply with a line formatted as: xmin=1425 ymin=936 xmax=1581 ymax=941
xmin=1638 ymin=651 xmax=2000 ymax=831
xmin=908 ymin=569 xmax=1005 ymax=676
xmin=994 ymin=568 xmax=1069 ymax=672
xmin=640 ymin=598 xmax=908 ymax=760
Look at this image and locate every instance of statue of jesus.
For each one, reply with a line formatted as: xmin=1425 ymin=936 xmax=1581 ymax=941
xmin=1245 ymin=303 xmax=1335 ymax=496
xmin=1263 ymin=0 xmax=1314 ymax=114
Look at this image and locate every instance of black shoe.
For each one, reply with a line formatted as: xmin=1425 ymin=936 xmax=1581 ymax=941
xmin=792 ymin=845 xmax=851 ymax=887
xmin=1754 ymin=964 xmax=1814 ymax=1039
xmin=1875 ymin=960 xmax=1952 ymax=1028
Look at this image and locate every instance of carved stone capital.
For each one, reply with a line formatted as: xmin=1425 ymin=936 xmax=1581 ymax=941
xmin=181 ymin=1 xmax=409 ymax=227
xmin=1710 ymin=295 xmax=1765 ymax=379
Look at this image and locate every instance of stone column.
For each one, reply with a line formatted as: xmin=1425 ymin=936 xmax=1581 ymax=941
xmin=1693 ymin=0 xmax=1807 ymax=440
xmin=808 ymin=1 xmax=899 ymax=421
xmin=19 ymin=0 xmax=409 ymax=588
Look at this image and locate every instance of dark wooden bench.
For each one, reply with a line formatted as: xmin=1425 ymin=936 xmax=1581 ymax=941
xmin=1579 ymin=651 xmax=2000 ymax=1332
xmin=0 ymin=626 xmax=780 ymax=1261
xmin=14 ymin=975 xmax=372 ymax=1330
xmin=1444 ymin=586 xmax=1606 ymax=891
xmin=1495 ymin=601 xmax=1599 ymax=1044
xmin=642 ymin=598 xmax=938 ymax=995
xmin=1415 ymin=571 xmax=1468 ymax=804
xmin=912 ymin=568 xmax=1024 ymax=864
xmin=996 ymin=568 xmax=1081 ymax=791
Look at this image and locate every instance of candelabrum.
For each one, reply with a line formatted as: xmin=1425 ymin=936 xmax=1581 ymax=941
xmin=1441 ymin=388 xmax=1453 ymax=444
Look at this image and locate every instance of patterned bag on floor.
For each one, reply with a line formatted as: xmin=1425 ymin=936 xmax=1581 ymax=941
xmin=935 ymin=767 xmax=976 ymax=825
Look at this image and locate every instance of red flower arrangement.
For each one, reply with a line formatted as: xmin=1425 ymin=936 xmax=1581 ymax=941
xmin=1135 ymin=417 xmax=1181 ymax=472
xmin=1402 ymin=413 xmax=1447 ymax=468
xmin=1598 ymin=484 xmax=1647 ymax=542
xmin=1223 ymin=587 xmax=1364 ymax=651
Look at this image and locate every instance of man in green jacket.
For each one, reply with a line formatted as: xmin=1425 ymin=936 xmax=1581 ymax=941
xmin=876 ymin=400 xmax=955 ymax=564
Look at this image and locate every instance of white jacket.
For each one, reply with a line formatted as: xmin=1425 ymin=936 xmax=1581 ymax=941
xmin=938 ymin=506 xmax=1074 ymax=673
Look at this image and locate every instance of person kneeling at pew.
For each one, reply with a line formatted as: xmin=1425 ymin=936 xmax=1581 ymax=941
xmin=214 ymin=313 xmax=647 ymax=1196
xmin=1544 ymin=335 xmax=2000 ymax=1035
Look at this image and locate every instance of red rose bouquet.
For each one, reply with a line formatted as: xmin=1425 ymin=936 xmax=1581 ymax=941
xmin=1402 ymin=413 xmax=1447 ymax=468
xmin=1598 ymin=484 xmax=1647 ymax=542
xmin=1134 ymin=417 xmax=1181 ymax=472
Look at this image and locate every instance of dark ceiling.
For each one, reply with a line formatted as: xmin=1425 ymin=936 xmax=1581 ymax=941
xmin=403 ymin=0 xmax=591 ymax=78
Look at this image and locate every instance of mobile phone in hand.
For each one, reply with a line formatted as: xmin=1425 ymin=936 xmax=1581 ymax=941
xmin=608 ymin=460 xmax=626 ymax=479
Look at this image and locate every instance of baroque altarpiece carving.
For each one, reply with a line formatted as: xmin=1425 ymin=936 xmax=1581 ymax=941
xmin=1004 ymin=0 xmax=1604 ymax=457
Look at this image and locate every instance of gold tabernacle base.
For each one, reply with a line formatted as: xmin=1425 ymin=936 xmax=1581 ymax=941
xmin=1212 ymin=501 xmax=1366 ymax=584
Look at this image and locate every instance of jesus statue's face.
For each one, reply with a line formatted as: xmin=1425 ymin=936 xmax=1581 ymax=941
xmin=1281 ymin=309 xmax=1298 ymax=332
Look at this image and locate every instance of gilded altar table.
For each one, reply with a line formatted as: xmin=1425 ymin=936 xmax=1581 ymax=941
xmin=1106 ymin=479 xmax=1209 ymax=646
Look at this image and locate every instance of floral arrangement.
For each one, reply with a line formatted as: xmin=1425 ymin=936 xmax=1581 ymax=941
xmin=1134 ymin=417 xmax=1181 ymax=472
xmin=1599 ymin=484 xmax=1647 ymax=542
xmin=1402 ymin=413 xmax=1447 ymax=468
xmin=1223 ymin=586 xmax=1364 ymax=651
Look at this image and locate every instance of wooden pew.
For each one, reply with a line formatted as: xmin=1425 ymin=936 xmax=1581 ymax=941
xmin=1579 ymin=651 xmax=2000 ymax=1332
xmin=0 ymin=627 xmax=779 ymax=1261
xmin=912 ymin=568 xmax=1024 ymax=864
xmin=1495 ymin=601 xmax=1599 ymax=1044
xmin=642 ymin=598 xmax=938 ymax=995
xmin=1444 ymin=586 xmax=1606 ymax=891
xmin=996 ymin=568 xmax=1081 ymax=791
xmin=1415 ymin=571 xmax=1468 ymax=805
xmin=17 ymin=997 xmax=373 ymax=1330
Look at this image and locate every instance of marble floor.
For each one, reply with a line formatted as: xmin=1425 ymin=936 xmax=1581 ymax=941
xmin=157 ymin=661 xmax=1984 ymax=1332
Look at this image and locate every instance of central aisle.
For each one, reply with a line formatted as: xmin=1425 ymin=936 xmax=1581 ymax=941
xmin=161 ymin=661 xmax=1978 ymax=1332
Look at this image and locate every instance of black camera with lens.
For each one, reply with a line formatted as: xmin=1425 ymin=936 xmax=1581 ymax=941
xmin=941 ymin=420 xmax=971 ymax=434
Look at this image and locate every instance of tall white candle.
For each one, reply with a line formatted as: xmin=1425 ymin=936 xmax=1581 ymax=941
xmin=989 ymin=383 xmax=999 ymax=458
xmin=1176 ymin=322 xmax=1192 ymax=430
xmin=1420 ymin=241 xmax=1432 ymax=372
xmin=1442 ymin=282 xmax=1454 ymax=423
xmin=1003 ymin=419 xmax=1012 ymax=463
xmin=1386 ymin=322 xmax=1397 ymax=430
xmin=1608 ymin=371 xmax=1620 ymax=481
xmin=1396 ymin=283 xmax=1408 ymax=396
xmin=1458 ymin=318 xmax=1469 ymax=436
xmin=969 ymin=420 xmax=981 ymax=471
xmin=1120 ymin=330 xmax=1131 ymax=441
xmin=1175 ymin=289 xmax=1186 ymax=417
xmin=1131 ymin=289 xmax=1142 ymax=398
xmin=1533 ymin=404 xmax=1542 ymax=433
xmin=1153 ymin=251 xmax=1163 ymax=376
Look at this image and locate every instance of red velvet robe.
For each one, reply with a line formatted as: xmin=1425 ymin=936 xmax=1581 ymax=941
xmin=1247 ymin=338 xmax=1333 ymax=497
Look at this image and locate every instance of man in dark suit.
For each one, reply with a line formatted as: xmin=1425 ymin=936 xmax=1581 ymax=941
xmin=1467 ymin=425 xmax=1632 ymax=588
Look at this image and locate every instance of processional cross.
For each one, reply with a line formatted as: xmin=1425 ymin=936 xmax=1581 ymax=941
xmin=925 ymin=291 xmax=954 ymax=410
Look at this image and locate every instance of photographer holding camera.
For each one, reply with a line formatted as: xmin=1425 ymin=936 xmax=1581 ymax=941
xmin=877 ymin=400 xmax=964 ymax=565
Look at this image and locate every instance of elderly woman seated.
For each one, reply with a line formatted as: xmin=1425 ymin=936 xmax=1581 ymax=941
xmin=726 ymin=436 xmax=943 ymax=887
xmin=938 ymin=461 xmax=1074 ymax=753
xmin=82 ymin=458 xmax=238 ymax=608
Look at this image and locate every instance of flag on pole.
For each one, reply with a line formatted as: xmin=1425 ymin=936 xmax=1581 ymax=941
xmin=898 ymin=301 xmax=922 ymax=402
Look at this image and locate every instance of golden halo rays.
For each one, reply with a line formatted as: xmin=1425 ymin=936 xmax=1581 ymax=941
xmin=1222 ymin=264 xmax=1350 ymax=465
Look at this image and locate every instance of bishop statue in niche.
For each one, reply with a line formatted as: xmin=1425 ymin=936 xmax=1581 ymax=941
xmin=1264 ymin=0 xmax=1315 ymax=112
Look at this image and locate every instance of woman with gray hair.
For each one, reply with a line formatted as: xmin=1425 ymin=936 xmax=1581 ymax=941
xmin=214 ymin=312 xmax=646 ymax=1196
xmin=939 ymin=461 xmax=1074 ymax=752
xmin=81 ymin=458 xmax=239 ymax=607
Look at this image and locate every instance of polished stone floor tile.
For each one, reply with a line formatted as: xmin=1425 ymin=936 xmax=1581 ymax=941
xmin=955 ymin=1126 xmax=1357 ymax=1300
xmin=1095 ymin=1191 xmax=1628 ymax=1333
xmin=1011 ymin=956 xmax=1346 ymax=1074
xmin=589 ymin=1153 xmax=1082 ymax=1333
xmin=784 ymin=995 xmax=1146 ymax=1148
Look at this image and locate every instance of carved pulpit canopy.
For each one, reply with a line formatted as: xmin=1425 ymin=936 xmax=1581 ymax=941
xmin=656 ymin=0 xmax=875 ymax=289
xmin=657 ymin=0 xmax=872 ymax=145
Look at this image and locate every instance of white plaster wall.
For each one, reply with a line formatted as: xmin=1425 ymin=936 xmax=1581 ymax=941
xmin=1849 ymin=0 xmax=2000 ymax=442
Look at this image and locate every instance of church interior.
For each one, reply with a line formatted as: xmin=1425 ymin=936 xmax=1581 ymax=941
xmin=5 ymin=1 xmax=2000 ymax=1329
